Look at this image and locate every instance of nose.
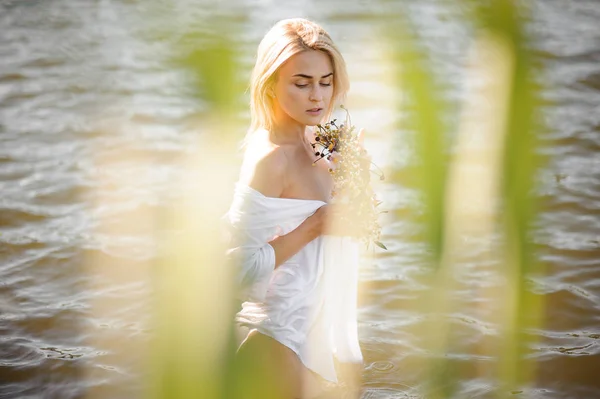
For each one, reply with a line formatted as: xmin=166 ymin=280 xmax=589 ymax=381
xmin=309 ymin=84 xmax=323 ymax=102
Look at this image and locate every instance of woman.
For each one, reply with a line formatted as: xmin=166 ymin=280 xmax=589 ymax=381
xmin=225 ymin=18 xmax=364 ymax=399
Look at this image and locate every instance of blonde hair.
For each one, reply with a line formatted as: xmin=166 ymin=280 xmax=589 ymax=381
xmin=245 ymin=18 xmax=349 ymax=145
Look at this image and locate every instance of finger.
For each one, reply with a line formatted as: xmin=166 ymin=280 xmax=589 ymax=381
xmin=357 ymin=128 xmax=365 ymax=147
xmin=328 ymin=152 xmax=342 ymax=164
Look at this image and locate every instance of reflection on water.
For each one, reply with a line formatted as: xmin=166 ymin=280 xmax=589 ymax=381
xmin=0 ymin=0 xmax=599 ymax=398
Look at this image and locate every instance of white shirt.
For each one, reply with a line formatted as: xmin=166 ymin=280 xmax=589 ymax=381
xmin=223 ymin=182 xmax=363 ymax=383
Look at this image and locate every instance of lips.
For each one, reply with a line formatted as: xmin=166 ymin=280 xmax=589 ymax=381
xmin=306 ymin=108 xmax=322 ymax=114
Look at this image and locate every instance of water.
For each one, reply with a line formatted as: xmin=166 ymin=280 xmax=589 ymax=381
xmin=1 ymin=0 xmax=599 ymax=398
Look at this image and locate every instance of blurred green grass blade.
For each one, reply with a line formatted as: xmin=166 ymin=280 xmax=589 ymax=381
xmin=142 ymin=13 xmax=245 ymax=399
xmin=385 ymin=13 xmax=455 ymax=399
xmin=388 ymin=18 xmax=450 ymax=267
xmin=174 ymin=33 xmax=244 ymax=118
xmin=468 ymin=0 xmax=547 ymax=394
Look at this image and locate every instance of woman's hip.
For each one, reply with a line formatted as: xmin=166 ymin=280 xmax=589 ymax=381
xmin=233 ymin=329 xmax=326 ymax=398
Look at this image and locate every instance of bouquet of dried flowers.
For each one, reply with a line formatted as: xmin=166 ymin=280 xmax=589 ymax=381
xmin=311 ymin=105 xmax=387 ymax=250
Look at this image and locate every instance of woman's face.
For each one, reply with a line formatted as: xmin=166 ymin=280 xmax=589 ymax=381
xmin=272 ymin=49 xmax=334 ymax=127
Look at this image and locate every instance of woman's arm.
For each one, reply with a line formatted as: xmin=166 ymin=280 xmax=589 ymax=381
xmin=268 ymin=214 xmax=321 ymax=268
xmin=246 ymin=146 xmax=326 ymax=268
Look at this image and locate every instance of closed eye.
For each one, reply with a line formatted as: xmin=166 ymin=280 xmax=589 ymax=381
xmin=295 ymin=83 xmax=332 ymax=88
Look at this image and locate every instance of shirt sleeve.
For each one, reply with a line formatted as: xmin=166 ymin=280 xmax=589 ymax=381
xmin=226 ymin=241 xmax=276 ymax=302
xmin=221 ymin=211 xmax=278 ymax=303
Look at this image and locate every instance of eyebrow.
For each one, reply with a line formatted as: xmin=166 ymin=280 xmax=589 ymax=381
xmin=292 ymin=72 xmax=334 ymax=79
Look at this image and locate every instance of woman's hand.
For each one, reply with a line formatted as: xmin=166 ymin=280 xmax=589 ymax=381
xmin=357 ymin=128 xmax=372 ymax=183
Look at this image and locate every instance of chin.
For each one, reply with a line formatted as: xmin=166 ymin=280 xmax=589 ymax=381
xmin=288 ymin=111 xmax=328 ymax=127
xmin=305 ymin=116 xmax=327 ymax=127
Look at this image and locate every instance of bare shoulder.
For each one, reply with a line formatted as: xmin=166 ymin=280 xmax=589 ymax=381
xmin=240 ymin=133 xmax=289 ymax=198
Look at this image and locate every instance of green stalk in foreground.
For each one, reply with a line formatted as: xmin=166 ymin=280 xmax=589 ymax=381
xmin=388 ymin=1 xmax=546 ymax=397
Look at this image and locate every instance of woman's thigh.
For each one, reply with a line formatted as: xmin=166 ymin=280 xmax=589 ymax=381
xmin=232 ymin=330 xmax=325 ymax=399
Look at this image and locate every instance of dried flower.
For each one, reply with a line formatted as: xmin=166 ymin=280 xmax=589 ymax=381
xmin=311 ymin=106 xmax=387 ymax=250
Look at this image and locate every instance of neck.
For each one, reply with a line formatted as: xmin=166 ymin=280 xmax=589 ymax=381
xmin=270 ymin=109 xmax=309 ymax=146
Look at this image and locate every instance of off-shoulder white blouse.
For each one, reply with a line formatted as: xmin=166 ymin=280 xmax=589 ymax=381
xmin=223 ymin=182 xmax=363 ymax=383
